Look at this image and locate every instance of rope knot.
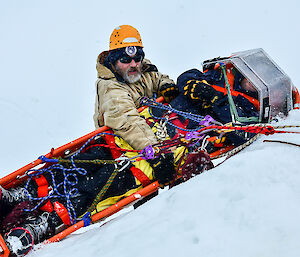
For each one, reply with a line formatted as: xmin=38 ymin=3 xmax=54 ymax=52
xmin=261 ymin=126 xmax=276 ymax=135
xmin=115 ymin=156 xmax=131 ymax=172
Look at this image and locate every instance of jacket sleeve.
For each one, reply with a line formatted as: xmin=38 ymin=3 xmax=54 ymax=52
xmin=96 ymin=80 xmax=158 ymax=150
xmin=156 ymin=72 xmax=176 ymax=98
xmin=143 ymin=60 xmax=175 ymax=94
xmin=157 ymin=72 xmax=175 ymax=88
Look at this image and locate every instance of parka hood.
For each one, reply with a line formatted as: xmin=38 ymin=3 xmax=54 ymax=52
xmin=96 ymin=51 xmax=115 ymax=79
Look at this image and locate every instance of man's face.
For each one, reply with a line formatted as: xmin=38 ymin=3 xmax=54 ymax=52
xmin=114 ymin=58 xmax=142 ymax=84
xmin=241 ymin=78 xmax=256 ymax=92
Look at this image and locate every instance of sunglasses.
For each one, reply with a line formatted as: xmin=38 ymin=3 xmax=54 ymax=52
xmin=119 ymin=54 xmax=143 ymax=64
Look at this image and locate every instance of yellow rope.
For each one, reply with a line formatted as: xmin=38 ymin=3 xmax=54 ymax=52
xmin=56 ymin=157 xmax=116 ymax=165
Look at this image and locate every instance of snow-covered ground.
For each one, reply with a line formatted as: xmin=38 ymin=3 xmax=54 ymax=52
xmin=1 ymin=0 xmax=300 ymax=256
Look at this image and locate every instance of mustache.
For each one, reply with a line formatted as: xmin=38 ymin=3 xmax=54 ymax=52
xmin=127 ymin=67 xmax=140 ymax=72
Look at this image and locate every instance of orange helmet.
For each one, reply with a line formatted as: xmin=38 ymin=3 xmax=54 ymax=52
xmin=109 ymin=25 xmax=143 ymax=51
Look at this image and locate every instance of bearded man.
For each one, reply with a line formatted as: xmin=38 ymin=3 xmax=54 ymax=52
xmin=94 ymin=25 xmax=178 ymax=150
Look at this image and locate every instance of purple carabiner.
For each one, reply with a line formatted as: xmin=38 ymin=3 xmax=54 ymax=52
xmin=185 ymin=132 xmax=199 ymax=141
xmin=141 ymin=145 xmax=155 ymax=160
xmin=185 ymin=132 xmax=206 ymax=141
xmin=199 ymin=115 xmax=215 ymax=127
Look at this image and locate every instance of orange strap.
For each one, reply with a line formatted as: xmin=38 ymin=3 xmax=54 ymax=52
xmin=207 ymin=136 xmax=225 ymax=147
xmin=34 ymin=175 xmax=48 ymax=197
xmin=226 ymin=67 xmax=234 ymax=89
xmin=34 ymin=175 xmax=53 ymax=212
xmin=35 ymin=175 xmax=71 ymax=225
xmin=53 ymin=201 xmax=71 ymax=226
xmin=211 ymin=84 xmax=260 ymax=110
xmin=203 ymin=66 xmax=260 ymax=110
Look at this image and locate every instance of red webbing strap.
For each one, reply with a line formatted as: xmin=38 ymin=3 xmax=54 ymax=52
xmin=130 ymin=166 xmax=151 ymax=187
xmin=34 ymin=175 xmax=53 ymax=212
xmin=103 ymin=130 xmax=151 ymax=186
xmin=103 ymin=130 xmax=122 ymax=159
xmin=168 ymin=113 xmax=189 ymax=138
xmin=53 ymin=201 xmax=71 ymax=226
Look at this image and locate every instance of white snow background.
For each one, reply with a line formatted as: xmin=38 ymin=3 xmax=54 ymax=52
xmin=1 ymin=0 xmax=300 ymax=256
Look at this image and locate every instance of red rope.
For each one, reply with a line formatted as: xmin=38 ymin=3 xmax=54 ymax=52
xmin=84 ymin=144 xmax=139 ymax=153
xmin=197 ymin=125 xmax=299 ymax=135
xmin=83 ymin=125 xmax=298 ymax=158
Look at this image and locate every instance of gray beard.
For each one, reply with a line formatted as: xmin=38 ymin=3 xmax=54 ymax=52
xmin=115 ymin=65 xmax=142 ymax=84
xmin=123 ymin=72 xmax=142 ymax=83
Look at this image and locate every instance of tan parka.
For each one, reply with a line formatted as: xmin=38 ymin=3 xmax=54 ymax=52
xmin=93 ymin=51 xmax=175 ymax=150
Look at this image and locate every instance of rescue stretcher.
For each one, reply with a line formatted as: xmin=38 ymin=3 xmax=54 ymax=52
xmin=1 ymin=48 xmax=299 ymax=256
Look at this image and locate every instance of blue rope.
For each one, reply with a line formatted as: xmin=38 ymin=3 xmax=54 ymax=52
xmin=141 ymin=97 xmax=206 ymax=123
xmin=149 ymin=107 xmax=205 ymax=132
xmin=24 ymin=164 xmax=85 ymax=224
xmin=22 ymin=100 xmax=213 ymax=224
xmin=141 ymin=97 xmax=220 ymax=132
xmin=24 ymin=131 xmax=120 ymax=225
xmin=70 ymin=132 xmax=121 ymax=168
